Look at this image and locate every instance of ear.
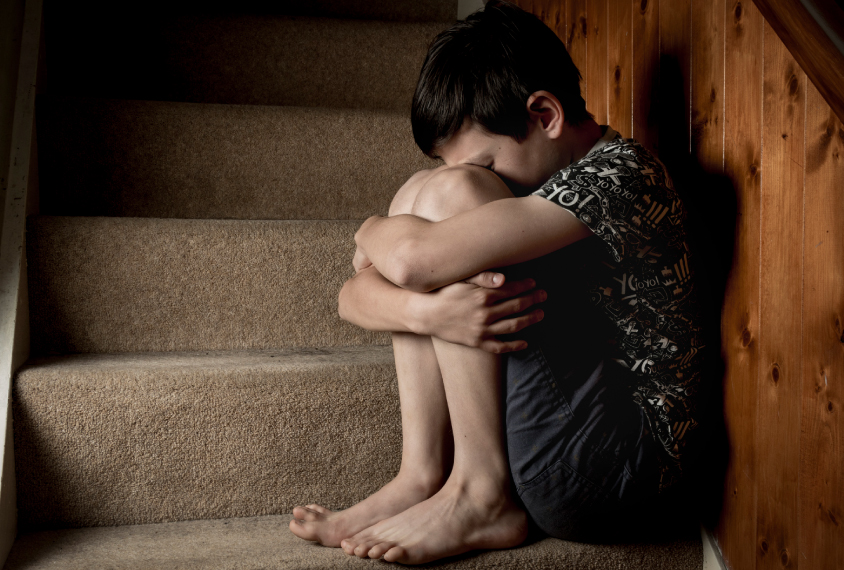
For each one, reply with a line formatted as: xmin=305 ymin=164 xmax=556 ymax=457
xmin=526 ymin=91 xmax=565 ymax=139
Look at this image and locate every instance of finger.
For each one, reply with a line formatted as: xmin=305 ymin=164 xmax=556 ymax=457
xmin=488 ymin=290 xmax=547 ymax=319
xmin=479 ymin=338 xmax=529 ymax=354
xmin=487 ymin=309 xmax=545 ymax=336
xmin=464 ymin=271 xmax=505 ymax=288
xmin=487 ymin=278 xmax=538 ymax=300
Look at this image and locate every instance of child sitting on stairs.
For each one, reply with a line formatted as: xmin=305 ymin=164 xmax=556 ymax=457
xmin=289 ymin=1 xmax=706 ymax=564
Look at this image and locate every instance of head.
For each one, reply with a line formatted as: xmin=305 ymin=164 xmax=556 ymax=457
xmin=411 ymin=0 xmax=592 ymax=188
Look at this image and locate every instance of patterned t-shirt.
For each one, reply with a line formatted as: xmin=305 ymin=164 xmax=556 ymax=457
xmin=532 ymin=127 xmax=706 ymax=489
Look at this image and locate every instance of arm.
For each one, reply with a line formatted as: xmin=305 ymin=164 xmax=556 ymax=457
xmin=355 ymin=195 xmax=593 ymax=292
xmin=338 ymin=265 xmax=547 ymax=353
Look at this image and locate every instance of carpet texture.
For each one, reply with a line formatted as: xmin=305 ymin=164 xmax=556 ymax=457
xmin=37 ymin=98 xmax=436 ymax=219
xmin=27 ymin=217 xmax=390 ymax=355
xmin=14 ymin=347 xmax=400 ymax=529
xmin=4 ymin=515 xmax=702 ymax=570
xmin=11 ymin=0 xmax=705 ymax=566
xmin=45 ymin=15 xmax=447 ymax=109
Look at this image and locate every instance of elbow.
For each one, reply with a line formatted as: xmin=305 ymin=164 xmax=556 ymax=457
xmin=382 ymin=238 xmax=434 ymax=292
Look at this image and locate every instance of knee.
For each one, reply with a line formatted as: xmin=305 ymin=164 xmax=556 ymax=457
xmin=411 ymin=165 xmax=514 ymax=222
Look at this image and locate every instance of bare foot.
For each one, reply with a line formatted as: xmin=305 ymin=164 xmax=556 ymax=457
xmin=288 ymin=471 xmax=442 ymax=547
xmin=339 ymin=475 xmax=528 ymax=564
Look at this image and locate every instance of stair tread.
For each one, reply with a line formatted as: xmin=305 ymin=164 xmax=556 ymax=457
xmin=3 ymin=514 xmax=702 ymax=570
xmin=37 ymin=98 xmax=435 ymax=219
xmin=45 ymin=15 xmax=447 ymax=109
xmin=15 ymin=346 xmax=401 ymax=529
xmin=27 ymin=216 xmax=390 ymax=354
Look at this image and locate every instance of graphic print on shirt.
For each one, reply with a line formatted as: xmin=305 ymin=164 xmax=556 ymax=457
xmin=533 ymin=131 xmax=706 ymax=489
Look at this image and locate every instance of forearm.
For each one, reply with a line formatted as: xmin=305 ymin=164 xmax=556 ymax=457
xmin=338 ymin=265 xmax=425 ymax=334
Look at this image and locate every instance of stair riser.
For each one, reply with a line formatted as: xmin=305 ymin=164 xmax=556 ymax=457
xmin=38 ymin=99 xmax=436 ymax=219
xmin=45 ymin=15 xmax=447 ymax=109
xmin=28 ymin=217 xmax=390 ymax=355
xmin=14 ymin=348 xmax=401 ymax=529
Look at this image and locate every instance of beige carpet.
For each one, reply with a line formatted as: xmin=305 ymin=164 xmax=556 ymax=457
xmin=27 ymin=217 xmax=390 ymax=354
xmin=14 ymin=348 xmax=400 ymax=529
xmin=38 ymin=99 xmax=436 ymax=219
xmin=13 ymin=0 xmax=705 ymax=567
xmin=4 ymin=515 xmax=702 ymax=570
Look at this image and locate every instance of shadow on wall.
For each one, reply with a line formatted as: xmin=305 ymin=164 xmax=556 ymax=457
xmin=657 ymin=54 xmax=734 ymax=530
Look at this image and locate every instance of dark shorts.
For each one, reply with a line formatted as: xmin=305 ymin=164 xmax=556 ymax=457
xmin=503 ymin=346 xmax=662 ymax=542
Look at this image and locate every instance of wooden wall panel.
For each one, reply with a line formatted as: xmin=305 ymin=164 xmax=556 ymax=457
xmin=515 ymin=2 xmax=844 ymax=568
xmin=756 ymin=22 xmax=804 ymax=570
xmin=585 ymin=0 xmax=607 ymax=124
xmin=691 ymin=0 xmax=725 ymax=172
xmin=800 ymin=81 xmax=844 ymax=570
xmin=632 ymin=0 xmax=659 ymax=152
xmin=717 ymin=2 xmax=763 ymax=569
xmin=566 ymin=0 xmax=587 ymax=101
xmin=607 ymin=0 xmax=632 ymax=136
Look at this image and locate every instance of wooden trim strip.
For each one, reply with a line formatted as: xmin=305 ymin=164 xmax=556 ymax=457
xmin=0 ymin=0 xmax=43 ymax=563
xmin=752 ymin=0 xmax=844 ymax=123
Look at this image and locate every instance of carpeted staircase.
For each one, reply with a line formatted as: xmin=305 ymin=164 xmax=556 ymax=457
xmin=4 ymin=1 xmax=703 ymax=568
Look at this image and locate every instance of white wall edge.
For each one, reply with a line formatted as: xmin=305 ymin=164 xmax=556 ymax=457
xmin=701 ymin=525 xmax=728 ymax=570
xmin=0 ymin=0 xmax=43 ymax=564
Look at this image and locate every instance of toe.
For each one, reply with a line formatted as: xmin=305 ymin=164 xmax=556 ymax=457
xmin=305 ymin=504 xmax=332 ymax=515
xmin=383 ymin=546 xmax=408 ymax=563
xmin=295 ymin=507 xmax=324 ymax=522
xmin=366 ymin=542 xmax=395 ymax=560
xmin=340 ymin=539 xmax=356 ymax=555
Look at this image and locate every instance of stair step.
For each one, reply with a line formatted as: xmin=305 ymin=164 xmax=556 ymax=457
xmin=37 ymin=98 xmax=435 ymax=219
xmin=44 ymin=14 xmax=447 ymax=109
xmin=14 ymin=347 xmax=400 ymax=529
xmin=3 ymin=515 xmax=702 ymax=570
xmin=27 ymin=217 xmax=390 ymax=355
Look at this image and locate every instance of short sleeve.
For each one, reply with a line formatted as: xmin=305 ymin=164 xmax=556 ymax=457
xmin=532 ymin=140 xmax=680 ymax=263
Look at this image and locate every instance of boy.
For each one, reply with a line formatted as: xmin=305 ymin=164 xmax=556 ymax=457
xmin=289 ymin=1 xmax=706 ymax=564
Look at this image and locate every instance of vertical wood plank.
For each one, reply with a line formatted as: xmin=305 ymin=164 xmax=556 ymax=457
xmin=800 ymin=81 xmax=844 ymax=570
xmin=566 ymin=0 xmax=588 ymax=102
xmin=585 ymin=0 xmax=607 ymax=124
xmin=716 ymin=2 xmax=764 ymax=569
xmin=632 ymin=0 xmax=659 ymax=152
xmin=521 ymin=0 xmax=566 ymax=42
xmin=691 ymin=0 xmax=725 ymax=172
xmin=658 ymin=0 xmax=691 ymax=161
xmin=608 ymin=0 xmax=632 ymax=136
xmin=757 ymin=22 xmax=804 ymax=570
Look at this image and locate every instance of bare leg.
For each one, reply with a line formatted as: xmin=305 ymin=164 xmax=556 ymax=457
xmin=289 ymin=170 xmax=454 ymax=546
xmin=342 ymin=338 xmax=528 ymax=564
xmin=340 ymin=167 xmax=528 ymax=564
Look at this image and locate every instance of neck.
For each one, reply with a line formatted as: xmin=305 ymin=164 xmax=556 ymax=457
xmin=557 ymin=118 xmax=602 ymax=170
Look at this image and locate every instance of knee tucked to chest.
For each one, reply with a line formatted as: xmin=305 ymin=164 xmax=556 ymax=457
xmin=412 ymin=165 xmax=514 ymax=221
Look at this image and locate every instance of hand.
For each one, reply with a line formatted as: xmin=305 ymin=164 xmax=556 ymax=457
xmin=353 ymin=246 xmax=372 ymax=273
xmin=416 ymin=272 xmax=546 ymax=354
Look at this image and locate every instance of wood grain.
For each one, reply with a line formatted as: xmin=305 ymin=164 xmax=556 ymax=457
xmin=752 ymin=0 xmax=844 ymax=124
xmin=658 ymin=0 xmax=691 ymax=161
xmin=756 ymin=21 xmax=805 ymax=570
xmin=566 ymin=0 xmax=587 ymax=102
xmin=585 ymin=0 xmax=607 ymax=124
xmin=607 ymin=0 xmax=632 ymax=136
xmin=800 ymin=80 xmax=844 ymax=570
xmin=691 ymin=0 xmax=724 ymax=172
xmin=632 ymin=0 xmax=658 ymax=152
xmin=716 ymin=2 xmax=764 ymax=569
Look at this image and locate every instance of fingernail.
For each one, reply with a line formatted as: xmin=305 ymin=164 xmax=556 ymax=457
xmin=537 ymin=310 xmax=545 ymax=320
xmin=493 ymin=273 xmax=503 ymax=285
xmin=539 ymin=290 xmax=547 ymax=301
